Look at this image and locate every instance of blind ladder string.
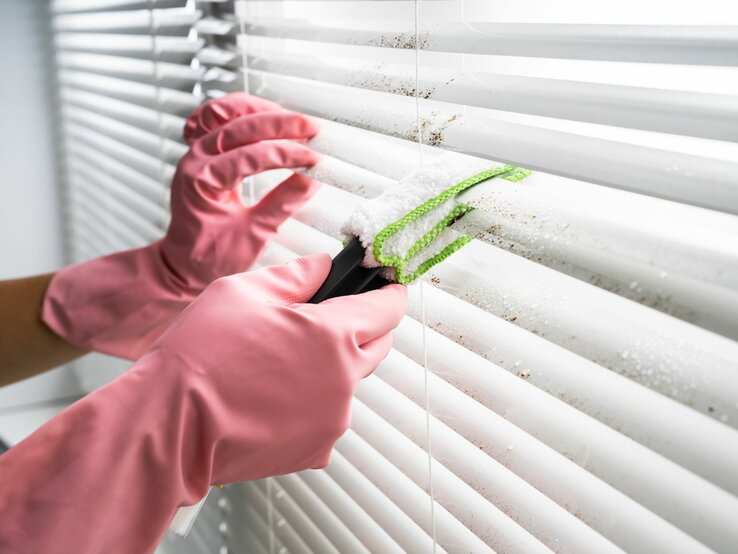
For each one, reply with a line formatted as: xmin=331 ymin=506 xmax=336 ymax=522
xmin=414 ymin=1 xmax=438 ymax=552
xmin=146 ymin=0 xmax=169 ymax=232
xmin=238 ymin=2 xmax=257 ymax=208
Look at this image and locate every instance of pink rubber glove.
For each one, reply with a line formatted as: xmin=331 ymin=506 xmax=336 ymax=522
xmin=0 ymin=254 xmax=408 ymax=554
xmin=42 ymin=93 xmax=320 ymax=359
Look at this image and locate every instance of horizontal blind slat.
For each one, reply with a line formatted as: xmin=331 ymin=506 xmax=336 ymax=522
xmin=57 ymin=51 xmax=203 ymax=90
xmin=59 ymin=70 xmax=200 ymax=115
xmin=54 ymin=8 xmax=201 ymax=34
xmin=72 ymin=172 xmax=164 ymax=242
xmin=64 ymin=104 xmax=188 ymax=163
xmin=61 ymin=87 xmax=186 ymax=139
xmin=66 ymin=137 xmax=167 ymax=198
xmin=72 ymin=196 xmax=149 ymax=250
xmin=244 ymin=69 xmax=738 ymax=214
xmin=55 ymin=33 xmax=203 ymax=63
xmin=238 ymin=12 xmax=738 ymax=65
xmin=66 ymin=149 xmax=168 ymax=223
xmin=64 ymin=123 xmax=167 ymax=180
xmin=247 ymin=47 xmax=738 ymax=141
xmin=52 ymin=0 xmax=187 ymax=14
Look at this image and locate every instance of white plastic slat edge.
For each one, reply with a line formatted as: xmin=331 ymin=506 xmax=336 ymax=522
xmin=246 ymin=46 xmax=738 ymax=141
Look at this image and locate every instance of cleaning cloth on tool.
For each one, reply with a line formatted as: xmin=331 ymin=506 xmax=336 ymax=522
xmin=342 ymin=154 xmax=530 ymax=284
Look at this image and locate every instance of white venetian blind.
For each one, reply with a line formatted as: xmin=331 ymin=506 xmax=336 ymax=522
xmin=193 ymin=1 xmax=738 ymax=553
xmin=52 ymin=0 xmax=202 ymax=262
xmin=54 ymin=1 xmax=738 ymax=553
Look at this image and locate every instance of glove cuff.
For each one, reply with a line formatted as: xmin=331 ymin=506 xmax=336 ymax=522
xmin=41 ymin=242 xmax=197 ymax=360
xmin=0 ymin=348 xmax=212 ymax=553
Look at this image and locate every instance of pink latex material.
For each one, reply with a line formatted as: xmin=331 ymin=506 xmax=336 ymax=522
xmin=0 ymin=254 xmax=408 ymax=553
xmin=42 ymin=93 xmax=320 ymax=359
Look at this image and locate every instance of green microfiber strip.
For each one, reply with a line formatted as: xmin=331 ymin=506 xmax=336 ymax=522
xmin=374 ymin=165 xmax=531 ymax=284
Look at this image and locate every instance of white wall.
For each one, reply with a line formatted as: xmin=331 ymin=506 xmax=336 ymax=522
xmin=0 ymin=0 xmax=82 ymax=444
xmin=0 ymin=1 xmax=64 ymax=279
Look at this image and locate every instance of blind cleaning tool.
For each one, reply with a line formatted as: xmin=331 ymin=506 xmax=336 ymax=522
xmin=309 ymin=154 xmax=530 ymax=301
xmin=171 ymin=155 xmax=529 ymax=536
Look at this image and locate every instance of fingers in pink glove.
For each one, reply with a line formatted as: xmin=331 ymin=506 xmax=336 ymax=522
xmin=42 ymin=94 xmax=323 ymax=361
xmin=184 ymin=93 xmax=286 ymax=144
xmin=249 ymin=173 xmax=321 ymax=233
xmin=357 ymin=332 xmax=396 ymax=377
xmin=226 ymin=253 xmax=332 ymax=304
xmin=198 ymin=141 xmax=320 ymax=193
xmin=318 ymin=284 xmax=409 ymax=343
xmin=199 ymin=111 xmax=320 ymax=155
xmin=295 ymin=283 xmax=408 ymax=380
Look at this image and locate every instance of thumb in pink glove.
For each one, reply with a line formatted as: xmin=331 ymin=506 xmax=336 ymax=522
xmin=1 ymin=254 xmax=408 ymax=554
xmin=42 ymin=93 xmax=320 ymax=359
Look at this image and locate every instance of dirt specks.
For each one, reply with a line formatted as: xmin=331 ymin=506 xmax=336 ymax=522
xmin=367 ymin=32 xmax=430 ymax=50
xmin=406 ymin=112 xmax=460 ymax=146
xmin=426 ymin=129 xmax=445 ymax=147
xmin=347 ymin=65 xmax=436 ymax=99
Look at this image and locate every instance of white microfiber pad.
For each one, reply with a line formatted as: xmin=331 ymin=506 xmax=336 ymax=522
xmin=342 ymin=153 xmax=530 ymax=284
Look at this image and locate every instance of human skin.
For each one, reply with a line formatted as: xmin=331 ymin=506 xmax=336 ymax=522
xmin=0 ymin=273 xmax=86 ymax=387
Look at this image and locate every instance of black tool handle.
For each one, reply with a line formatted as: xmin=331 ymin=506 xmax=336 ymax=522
xmin=308 ymin=238 xmax=390 ymax=303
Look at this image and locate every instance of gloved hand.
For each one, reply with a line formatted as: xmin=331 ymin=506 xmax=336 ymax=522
xmin=42 ymin=93 xmax=320 ymax=359
xmin=0 ymin=254 xmax=408 ymax=554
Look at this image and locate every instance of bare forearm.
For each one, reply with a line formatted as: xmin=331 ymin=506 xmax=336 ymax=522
xmin=0 ymin=273 xmax=86 ymax=386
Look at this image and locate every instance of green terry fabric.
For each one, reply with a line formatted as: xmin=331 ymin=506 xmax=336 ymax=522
xmin=373 ymin=165 xmax=531 ymax=284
